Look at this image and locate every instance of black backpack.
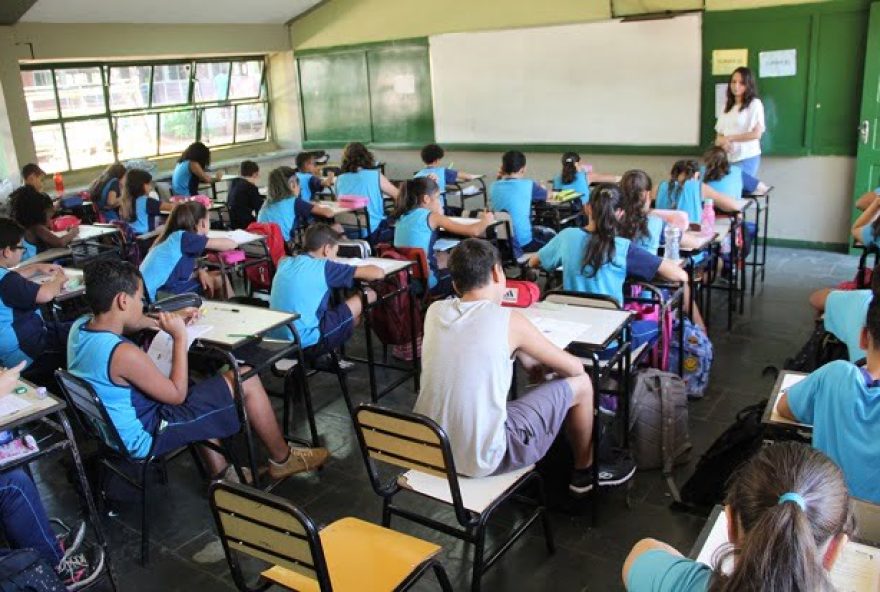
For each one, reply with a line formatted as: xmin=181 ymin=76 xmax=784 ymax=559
xmin=784 ymin=321 xmax=848 ymax=373
xmin=0 ymin=550 xmax=66 ymax=592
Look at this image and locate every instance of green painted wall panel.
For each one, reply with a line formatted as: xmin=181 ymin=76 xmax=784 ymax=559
xmin=297 ymin=51 xmax=372 ymax=143
xmin=366 ymin=45 xmax=434 ymax=145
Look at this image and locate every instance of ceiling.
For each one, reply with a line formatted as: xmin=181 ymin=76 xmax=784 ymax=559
xmin=17 ymin=0 xmax=323 ymax=24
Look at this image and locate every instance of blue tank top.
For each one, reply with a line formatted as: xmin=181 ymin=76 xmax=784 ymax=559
xmin=131 ymin=195 xmax=154 ymax=235
xmin=635 ymin=215 xmax=666 ymax=255
xmin=336 ymin=169 xmax=384 ymax=234
xmin=705 ymin=166 xmax=744 ymax=202
xmin=257 ymin=197 xmax=297 ymax=241
xmin=415 ymin=167 xmax=448 ymax=208
xmin=393 ymin=208 xmax=439 ymax=289
xmin=171 ymin=161 xmax=198 ymax=196
xmin=21 ymin=240 xmax=37 ymax=262
xmin=0 ymin=268 xmax=35 ymax=369
xmin=553 ymin=171 xmax=590 ymax=199
xmin=296 ymin=173 xmax=315 ymax=202
xmin=140 ymin=230 xmax=189 ymax=302
xmin=67 ymin=316 xmax=158 ymax=458
xmin=655 ymin=179 xmax=702 ymax=226
xmin=491 ymin=178 xmax=534 ymax=250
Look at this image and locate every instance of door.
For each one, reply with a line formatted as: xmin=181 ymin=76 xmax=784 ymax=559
xmin=852 ymin=2 xmax=880 ymax=249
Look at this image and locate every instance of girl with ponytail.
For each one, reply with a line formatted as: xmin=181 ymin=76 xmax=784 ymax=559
xmin=393 ymin=176 xmax=495 ymax=296
xmin=655 ymin=158 xmax=742 ymax=225
xmin=552 ymin=152 xmax=620 ymax=201
xmin=624 ymin=442 xmax=853 ymax=592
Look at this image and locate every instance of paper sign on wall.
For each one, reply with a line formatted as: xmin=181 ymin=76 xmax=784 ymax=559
xmin=759 ymin=49 xmax=796 ymax=78
xmin=715 ymin=83 xmax=728 ymax=118
xmin=712 ymin=49 xmax=748 ymax=76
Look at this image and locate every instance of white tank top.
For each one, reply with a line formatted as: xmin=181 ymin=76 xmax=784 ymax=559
xmin=414 ymin=298 xmax=513 ymax=477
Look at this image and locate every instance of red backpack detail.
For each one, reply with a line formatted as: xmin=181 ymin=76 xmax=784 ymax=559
xmin=50 ymin=215 xmax=81 ymax=232
xmin=244 ymin=222 xmax=285 ymax=291
xmin=368 ymin=248 xmax=424 ymax=347
xmin=501 ymin=280 xmax=541 ymax=308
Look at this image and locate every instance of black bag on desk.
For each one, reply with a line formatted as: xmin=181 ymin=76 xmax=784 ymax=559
xmin=784 ymin=321 xmax=848 ymax=373
xmin=146 ymin=292 xmax=203 ymax=313
xmin=0 ymin=549 xmax=66 ymax=592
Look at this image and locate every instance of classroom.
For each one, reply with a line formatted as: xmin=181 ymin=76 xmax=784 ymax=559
xmin=0 ymin=0 xmax=877 ymax=590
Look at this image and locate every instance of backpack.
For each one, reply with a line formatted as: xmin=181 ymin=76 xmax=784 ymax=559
xmin=783 ymin=321 xmax=848 ymax=372
xmin=50 ymin=215 xmax=80 ymax=232
xmin=109 ymin=220 xmax=142 ymax=265
xmin=624 ymin=285 xmax=674 ymax=371
xmin=244 ymin=222 xmax=285 ymax=292
xmin=501 ymin=280 xmax=540 ymax=308
xmin=669 ymin=318 xmax=713 ymax=398
xmin=628 ymin=369 xmax=692 ymax=501
xmin=0 ymin=549 xmax=66 ymax=592
xmin=368 ymin=248 xmax=424 ymax=347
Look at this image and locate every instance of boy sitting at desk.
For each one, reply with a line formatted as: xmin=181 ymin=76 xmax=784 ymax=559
xmin=295 ymin=152 xmax=335 ymax=203
xmin=0 ymin=218 xmax=71 ymax=387
xmin=227 ymin=160 xmax=263 ymax=230
xmin=270 ymin=223 xmax=383 ymax=359
xmin=777 ymin=296 xmax=880 ymax=503
xmin=69 ymin=259 xmax=329 ymax=481
xmin=414 ymin=238 xmax=636 ymax=493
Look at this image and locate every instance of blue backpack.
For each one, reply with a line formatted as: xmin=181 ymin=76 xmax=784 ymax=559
xmin=669 ymin=318 xmax=713 ymax=398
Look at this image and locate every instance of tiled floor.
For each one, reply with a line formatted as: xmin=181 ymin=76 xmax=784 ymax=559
xmin=33 ymin=246 xmax=860 ymax=591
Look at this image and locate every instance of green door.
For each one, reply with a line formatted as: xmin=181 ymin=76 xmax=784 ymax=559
xmin=853 ymin=2 xmax=880 ymax=246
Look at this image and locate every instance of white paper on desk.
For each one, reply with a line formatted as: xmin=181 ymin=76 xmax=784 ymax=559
xmin=0 ymin=394 xmax=31 ymax=417
xmin=207 ymin=229 xmax=261 ymax=245
xmin=830 ymin=541 xmax=880 ymax=592
xmin=770 ymin=373 xmax=809 ymax=426
xmin=344 ymin=258 xmax=404 ymax=273
xmin=696 ymin=510 xmax=734 ymax=573
xmin=147 ymin=325 xmax=214 ymax=377
xmin=527 ymin=316 xmax=588 ymax=350
xmin=434 ymin=238 xmax=460 ymax=252
xmin=462 ymin=186 xmax=480 ymax=196
xmin=449 ymin=217 xmax=480 ymax=225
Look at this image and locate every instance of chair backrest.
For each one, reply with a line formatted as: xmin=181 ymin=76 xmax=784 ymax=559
xmin=393 ymin=247 xmax=430 ymax=282
xmin=54 ymin=370 xmax=129 ymax=456
xmin=544 ymin=290 xmax=621 ymax=310
xmin=209 ymin=480 xmax=332 ymax=592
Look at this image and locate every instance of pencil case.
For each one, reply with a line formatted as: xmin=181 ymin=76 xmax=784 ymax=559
xmin=337 ymin=195 xmax=369 ymax=208
xmin=207 ymin=250 xmax=246 ymax=265
xmin=51 ymin=215 xmax=81 ymax=231
xmin=147 ymin=292 xmax=203 ymax=313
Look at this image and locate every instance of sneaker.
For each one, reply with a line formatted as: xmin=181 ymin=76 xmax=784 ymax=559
xmin=568 ymin=469 xmax=594 ymax=496
xmin=268 ymin=444 xmax=330 ymax=480
xmin=52 ymin=519 xmax=86 ymax=560
xmin=598 ymin=394 xmax=618 ymax=416
xmin=597 ymin=452 xmax=637 ymax=488
xmin=56 ymin=544 xmax=105 ymax=591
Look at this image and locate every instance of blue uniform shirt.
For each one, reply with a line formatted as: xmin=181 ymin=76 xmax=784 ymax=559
xmin=824 ymin=290 xmax=872 ymax=362
xmin=140 ymin=230 xmax=209 ymax=302
xmin=99 ymin=178 xmax=120 ymax=220
xmin=655 ymin=179 xmax=702 ymax=225
xmin=536 ymin=228 xmax=661 ymax=305
xmin=0 ymin=268 xmax=46 ymax=368
xmin=704 ymin=165 xmax=744 ymax=201
xmin=552 ymin=170 xmax=590 ymax=199
xmin=415 ymin=167 xmax=456 ymax=208
xmin=635 ymin=215 xmax=666 ymax=255
xmin=296 ymin=172 xmax=323 ymax=202
xmin=626 ymin=549 xmax=712 ymax=592
xmin=491 ymin=178 xmax=546 ymax=251
xmin=67 ymin=317 xmax=159 ymax=458
xmin=21 ymin=240 xmax=37 ymax=262
xmin=257 ymin=196 xmax=315 ymax=241
xmin=861 ymin=224 xmax=880 ymax=249
xmin=336 ymin=169 xmax=384 ymax=234
xmin=394 ymin=208 xmax=439 ymax=289
xmin=269 ymin=255 xmax=357 ymax=347
xmin=130 ymin=195 xmax=161 ymax=235
xmin=171 ymin=160 xmax=199 ymax=196
xmin=787 ymin=360 xmax=880 ymax=503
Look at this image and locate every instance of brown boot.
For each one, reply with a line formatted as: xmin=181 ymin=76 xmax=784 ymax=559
xmin=268 ymin=444 xmax=330 ymax=480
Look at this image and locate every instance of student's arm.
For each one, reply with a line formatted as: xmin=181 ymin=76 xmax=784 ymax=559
xmin=3 ymin=269 xmax=64 ymax=306
xmin=622 ymin=538 xmax=684 ymax=588
xmin=307 ymin=200 xmax=336 ymax=220
xmin=655 ymin=258 xmax=688 ymax=283
xmin=205 ymin=237 xmax=237 ymax=251
xmin=105 ymin=189 xmax=120 ymax=209
xmin=509 ymin=311 xmax=586 ymax=378
xmin=776 ymin=393 xmax=798 ymax=422
xmin=430 ymin=211 xmax=494 ymax=237
xmin=112 ymin=312 xmax=189 ymax=404
xmin=852 ymin=197 xmax=880 ymax=244
xmin=33 ymin=224 xmax=77 ymax=248
xmin=352 ymin=265 xmax=385 ymax=282
xmin=454 ymin=170 xmax=476 ymax=182
xmin=701 ymin=184 xmax=740 ymax=212
xmin=17 ymin=263 xmax=64 ymax=279
xmin=627 ymin=245 xmax=686 ymax=283
xmin=189 ymin=161 xmax=221 ymax=184
xmin=776 ymin=369 xmax=821 ymax=424
xmin=855 ymin=190 xmax=880 ymax=212
xmin=321 ymin=171 xmax=336 ymax=187
xmin=379 ymin=174 xmax=400 ymax=199
xmin=528 ymin=234 xmax=563 ymax=269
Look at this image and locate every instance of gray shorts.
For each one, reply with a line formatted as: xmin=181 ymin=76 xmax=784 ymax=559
xmin=492 ymin=379 xmax=573 ymax=475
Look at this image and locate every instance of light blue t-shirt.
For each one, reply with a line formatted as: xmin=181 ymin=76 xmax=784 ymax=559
xmin=171 ymin=160 xmax=196 ymax=196
xmin=257 ymin=196 xmax=313 ymax=241
xmin=336 ymin=169 xmax=384 ymax=234
xmin=626 ymin=549 xmax=712 ymax=592
xmin=139 ymin=230 xmax=208 ymax=302
xmin=552 ymin=170 xmax=590 ymax=199
xmin=130 ymin=195 xmax=160 ymax=235
xmin=415 ymin=167 xmax=449 ymax=207
xmin=824 ymin=290 xmax=872 ymax=362
xmin=787 ymin=360 xmax=880 ymax=503
xmin=635 ymin=215 xmax=666 ymax=255
xmin=394 ymin=208 xmax=439 ymax=289
xmin=655 ymin=179 xmax=702 ymax=226
xmin=491 ymin=178 xmax=535 ymax=250
xmin=296 ymin=172 xmax=316 ymax=202
xmin=704 ymin=165 xmax=744 ymax=201
xmin=21 ymin=239 xmax=37 ymax=262
xmin=861 ymin=224 xmax=880 ymax=249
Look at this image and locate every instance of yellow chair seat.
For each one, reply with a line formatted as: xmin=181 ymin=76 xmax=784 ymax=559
xmin=262 ymin=517 xmax=442 ymax=592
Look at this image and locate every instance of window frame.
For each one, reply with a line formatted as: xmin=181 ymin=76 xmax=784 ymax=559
xmin=22 ymin=56 xmax=271 ymax=173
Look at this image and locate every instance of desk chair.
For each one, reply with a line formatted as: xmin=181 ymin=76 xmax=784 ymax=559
xmin=352 ymin=404 xmax=554 ymax=592
xmin=55 ymin=370 xmax=240 ymax=565
xmin=210 ymin=481 xmax=453 ymax=592
xmin=467 ymin=210 xmax=529 ymax=268
xmin=853 ymin=498 xmax=880 ymax=546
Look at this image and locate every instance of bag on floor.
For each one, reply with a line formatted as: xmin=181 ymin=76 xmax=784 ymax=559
xmin=783 ymin=321 xmax=848 ymax=373
xmin=336 ymin=239 xmax=371 ymax=259
xmin=669 ymin=319 xmax=713 ymax=398
xmin=0 ymin=549 xmax=66 ymax=592
xmin=369 ymin=249 xmax=423 ymax=347
xmin=628 ymin=369 xmax=692 ymax=501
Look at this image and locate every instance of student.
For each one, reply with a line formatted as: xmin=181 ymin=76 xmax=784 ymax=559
xmin=0 ymin=218 xmax=71 ymax=385
xmin=654 ymin=159 xmax=741 ymax=225
xmin=552 ymin=151 xmax=620 ymax=198
xmin=702 ymin=146 xmax=768 ymax=199
xmin=619 ymin=169 xmax=675 ymax=255
xmin=295 ymin=152 xmax=335 ymax=203
xmin=855 ymin=186 xmax=880 ymax=211
xmin=11 ymin=190 xmax=78 ymax=260
xmin=336 ymin=142 xmax=399 ymax=241
xmin=623 ymin=442 xmax=852 ymax=592
xmin=69 ymin=259 xmax=329 ymax=481
xmin=171 ymin=141 xmax=221 ymax=197
xmin=393 ymin=177 xmax=495 ymax=297
xmin=87 ymin=163 xmax=126 ymax=221
xmin=8 ymin=164 xmax=51 ymax=217
xmin=270 ymin=224 xmax=382 ymax=354
xmin=257 ymin=166 xmax=337 ymax=242
xmin=777 ymin=296 xmax=880 ymax=503
xmin=490 ymin=150 xmax=554 ymax=257
xmin=414 ymin=238 xmax=635 ymax=492
xmin=227 ymin=160 xmax=263 ymax=230
xmin=852 ymin=193 xmax=880 ymax=249
xmin=119 ymin=169 xmax=160 ymax=235
xmin=139 ymin=201 xmax=236 ymax=302
xmin=415 ymin=143 xmax=476 ymax=211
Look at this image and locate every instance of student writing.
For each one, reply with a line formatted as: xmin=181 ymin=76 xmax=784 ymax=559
xmin=257 ymin=166 xmax=337 ymax=243
xmin=119 ymin=169 xmax=161 ymax=236
xmin=415 ymin=143 xmax=477 ymax=213
xmin=295 ymin=151 xmax=335 ymax=203
xmin=490 ymin=150 xmax=554 ymax=257
xmin=171 ymin=141 xmax=221 ymax=197
xmin=87 ymin=162 xmax=126 ymax=221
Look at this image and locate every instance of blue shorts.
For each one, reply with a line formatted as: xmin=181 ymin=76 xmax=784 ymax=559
xmin=150 ymin=375 xmax=241 ymax=457
xmin=314 ymin=302 xmax=355 ymax=354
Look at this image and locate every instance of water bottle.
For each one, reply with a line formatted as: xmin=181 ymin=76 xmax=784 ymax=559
xmin=53 ymin=172 xmax=64 ymax=196
xmin=664 ymin=225 xmax=681 ymax=261
xmin=701 ymin=198 xmax=715 ymax=236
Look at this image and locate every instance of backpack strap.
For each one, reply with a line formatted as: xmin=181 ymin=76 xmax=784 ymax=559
xmin=657 ymin=373 xmax=686 ymax=503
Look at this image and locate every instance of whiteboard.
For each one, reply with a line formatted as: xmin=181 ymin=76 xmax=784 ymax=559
xmin=429 ymin=14 xmax=702 ymax=146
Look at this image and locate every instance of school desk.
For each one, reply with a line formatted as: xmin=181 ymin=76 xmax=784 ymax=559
xmin=438 ymin=216 xmax=503 ymax=238
xmin=314 ymin=199 xmax=371 ymax=239
xmin=760 ymin=370 xmax=811 ymax=434
xmin=30 ymin=267 xmax=85 ymax=303
xmin=13 ymin=247 xmax=72 ymax=268
xmin=336 ymin=257 xmax=419 ymax=403
xmin=203 ymin=230 xmax=271 ymax=300
xmin=0 ymin=380 xmax=118 ymax=590
xmin=446 ymin=175 xmax=488 ymax=211
xmin=690 ymin=504 xmax=880 ymax=590
xmin=704 ymin=216 xmax=744 ymax=332
xmin=743 ymin=186 xmax=773 ymax=296
xmin=52 ymin=224 xmax=119 ymax=243
xmin=678 ymin=229 xmax=720 ymax=332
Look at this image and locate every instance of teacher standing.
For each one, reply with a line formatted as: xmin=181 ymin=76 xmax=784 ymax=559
xmin=715 ymin=66 xmax=765 ymax=177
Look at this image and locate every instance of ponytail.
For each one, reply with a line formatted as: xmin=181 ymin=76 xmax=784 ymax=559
xmin=669 ymin=159 xmax=699 ymax=207
xmin=119 ymin=168 xmax=152 ymax=223
xmin=582 ymin=183 xmax=621 ymax=279
xmin=395 ymin=177 xmax=439 ymax=218
xmin=561 ymin=152 xmax=580 ymax=185
xmin=618 ymin=169 xmax=652 ymax=243
xmin=703 ymin=146 xmax=731 ymax=183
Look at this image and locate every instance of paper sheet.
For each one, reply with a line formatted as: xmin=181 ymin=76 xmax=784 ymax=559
xmin=527 ymin=316 xmax=589 ymax=349
xmin=0 ymin=394 xmax=31 ymax=417
xmin=147 ymin=325 xmax=214 ymax=377
xmin=342 ymin=258 xmax=407 ymax=273
xmin=434 ymin=238 xmax=460 ymax=252
xmin=207 ymin=229 xmax=263 ymax=245
xmin=462 ymin=185 xmax=481 ymax=196
xmin=696 ymin=510 xmax=734 ymax=573
xmin=770 ymin=373 xmax=809 ymax=427
xmin=447 ymin=217 xmax=480 ymax=225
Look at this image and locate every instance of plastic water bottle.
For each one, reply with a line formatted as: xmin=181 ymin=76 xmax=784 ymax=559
xmin=664 ymin=225 xmax=681 ymax=261
xmin=53 ymin=172 xmax=64 ymax=196
xmin=701 ymin=198 xmax=715 ymax=236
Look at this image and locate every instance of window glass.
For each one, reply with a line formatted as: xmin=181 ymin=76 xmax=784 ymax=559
xmin=159 ymin=110 xmax=196 ymax=154
xmin=116 ymin=115 xmax=158 ymax=160
xmin=110 ymin=66 xmax=151 ymax=111
xmin=32 ymin=124 xmax=68 ymax=172
xmin=195 ymin=62 xmax=230 ymax=102
xmin=21 ymin=69 xmax=58 ymax=121
xmin=65 ymin=120 xmax=114 ymax=169
xmin=55 ymin=67 xmax=105 ymax=118
xmin=228 ymin=60 xmax=263 ymax=100
xmin=201 ymin=107 xmax=235 ymax=146
xmin=152 ymin=63 xmax=191 ymax=107
xmin=235 ymin=103 xmax=267 ymax=142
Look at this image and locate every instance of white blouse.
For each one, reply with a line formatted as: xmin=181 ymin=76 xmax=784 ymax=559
xmin=715 ymin=97 xmax=765 ymax=163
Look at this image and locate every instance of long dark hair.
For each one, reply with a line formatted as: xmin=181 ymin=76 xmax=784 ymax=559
xmin=266 ymin=166 xmax=297 ymax=204
xmin=179 ymin=142 xmax=211 ymax=168
xmin=156 ymin=201 xmax=208 ymax=245
xmin=668 ymin=159 xmax=699 ymax=207
xmin=119 ymin=169 xmax=153 ymax=222
xmin=341 ymin=142 xmax=374 ymax=174
xmin=582 ymin=183 xmax=621 ymax=278
xmin=710 ymin=442 xmax=853 ymax=592
xmin=395 ymin=177 xmax=439 ymax=218
xmin=618 ymin=170 xmax=652 ymax=244
xmin=724 ymin=66 xmax=758 ymax=114
xmin=11 ymin=190 xmax=53 ymax=229
xmin=87 ymin=162 xmax=126 ymax=200
xmin=560 ymin=152 xmax=580 ymax=185
xmin=703 ymin=146 xmax=731 ymax=183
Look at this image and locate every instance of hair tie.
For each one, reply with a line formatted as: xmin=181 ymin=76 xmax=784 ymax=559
xmin=778 ymin=492 xmax=806 ymax=511
xmin=564 ymin=158 xmax=575 ymax=163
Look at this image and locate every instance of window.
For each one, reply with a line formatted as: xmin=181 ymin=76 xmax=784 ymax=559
xmin=22 ymin=57 xmax=270 ymax=173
